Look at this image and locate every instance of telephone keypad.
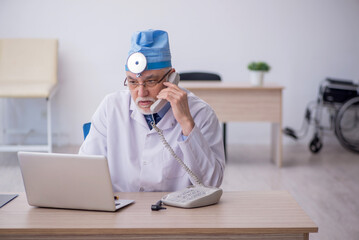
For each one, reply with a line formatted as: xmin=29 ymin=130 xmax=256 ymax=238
xmin=168 ymin=188 xmax=208 ymax=203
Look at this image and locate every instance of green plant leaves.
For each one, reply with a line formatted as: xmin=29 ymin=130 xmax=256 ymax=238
xmin=247 ymin=62 xmax=270 ymax=71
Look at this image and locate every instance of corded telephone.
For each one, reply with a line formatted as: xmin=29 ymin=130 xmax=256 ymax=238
xmin=150 ymin=72 xmax=223 ymax=209
xmin=150 ymin=72 xmax=180 ymax=113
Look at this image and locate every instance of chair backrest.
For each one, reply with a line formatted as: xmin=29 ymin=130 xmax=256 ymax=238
xmin=83 ymin=122 xmax=91 ymax=140
xmin=0 ymin=39 xmax=58 ymax=84
xmin=179 ymin=72 xmax=221 ymax=81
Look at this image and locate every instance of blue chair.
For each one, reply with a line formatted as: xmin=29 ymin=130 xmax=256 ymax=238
xmin=83 ymin=122 xmax=91 ymax=140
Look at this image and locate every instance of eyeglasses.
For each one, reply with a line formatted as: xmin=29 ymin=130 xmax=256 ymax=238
xmin=124 ymin=69 xmax=172 ymax=89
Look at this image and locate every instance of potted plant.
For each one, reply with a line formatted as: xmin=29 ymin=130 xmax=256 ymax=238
xmin=247 ymin=61 xmax=271 ymax=86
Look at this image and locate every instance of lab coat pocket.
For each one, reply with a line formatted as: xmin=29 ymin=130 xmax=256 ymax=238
xmin=162 ymin=148 xmax=186 ymax=179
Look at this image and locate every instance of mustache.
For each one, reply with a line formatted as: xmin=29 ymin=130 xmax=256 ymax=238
xmin=135 ymin=97 xmax=156 ymax=105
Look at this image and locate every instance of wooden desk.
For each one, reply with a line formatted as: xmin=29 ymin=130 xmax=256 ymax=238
xmin=180 ymin=82 xmax=284 ymax=167
xmin=0 ymin=191 xmax=317 ymax=240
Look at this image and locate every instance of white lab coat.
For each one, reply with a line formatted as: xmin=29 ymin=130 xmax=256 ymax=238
xmin=79 ymin=89 xmax=225 ymax=192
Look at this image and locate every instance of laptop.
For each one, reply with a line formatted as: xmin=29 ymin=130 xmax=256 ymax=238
xmin=18 ymin=152 xmax=134 ymax=212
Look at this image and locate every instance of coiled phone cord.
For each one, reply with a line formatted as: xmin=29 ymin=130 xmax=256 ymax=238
xmin=151 ymin=119 xmax=203 ymax=186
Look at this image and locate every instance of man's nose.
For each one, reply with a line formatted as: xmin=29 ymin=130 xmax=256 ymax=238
xmin=137 ymin=84 xmax=148 ymax=97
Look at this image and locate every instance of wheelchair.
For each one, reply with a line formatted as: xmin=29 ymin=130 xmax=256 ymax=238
xmin=283 ymin=78 xmax=359 ymax=153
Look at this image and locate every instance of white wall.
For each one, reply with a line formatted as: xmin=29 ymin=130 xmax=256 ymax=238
xmin=1 ymin=0 xmax=359 ymax=146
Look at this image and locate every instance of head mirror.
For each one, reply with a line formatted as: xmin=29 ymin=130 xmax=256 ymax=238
xmin=126 ymin=52 xmax=147 ymax=74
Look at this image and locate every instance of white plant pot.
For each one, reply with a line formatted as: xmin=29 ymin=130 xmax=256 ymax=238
xmin=250 ymin=71 xmax=264 ymax=86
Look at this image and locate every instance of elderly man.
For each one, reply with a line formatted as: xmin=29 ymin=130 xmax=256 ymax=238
xmin=79 ymin=29 xmax=225 ymax=192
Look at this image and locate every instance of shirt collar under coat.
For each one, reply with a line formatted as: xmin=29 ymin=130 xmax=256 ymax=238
xmin=129 ymin=95 xmax=177 ymax=132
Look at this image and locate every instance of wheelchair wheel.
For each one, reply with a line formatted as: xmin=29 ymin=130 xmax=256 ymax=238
xmin=335 ymin=96 xmax=359 ymax=153
xmin=309 ymin=134 xmax=323 ymax=153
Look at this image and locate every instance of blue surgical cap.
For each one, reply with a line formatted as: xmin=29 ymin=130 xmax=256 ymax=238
xmin=125 ymin=29 xmax=172 ymax=72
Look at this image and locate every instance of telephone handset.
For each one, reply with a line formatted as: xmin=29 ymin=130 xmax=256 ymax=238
xmin=149 ymin=76 xmax=223 ymax=208
xmin=150 ymin=72 xmax=180 ymax=113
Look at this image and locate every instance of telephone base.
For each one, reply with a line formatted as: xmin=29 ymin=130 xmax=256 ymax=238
xmin=161 ymin=185 xmax=223 ymax=209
